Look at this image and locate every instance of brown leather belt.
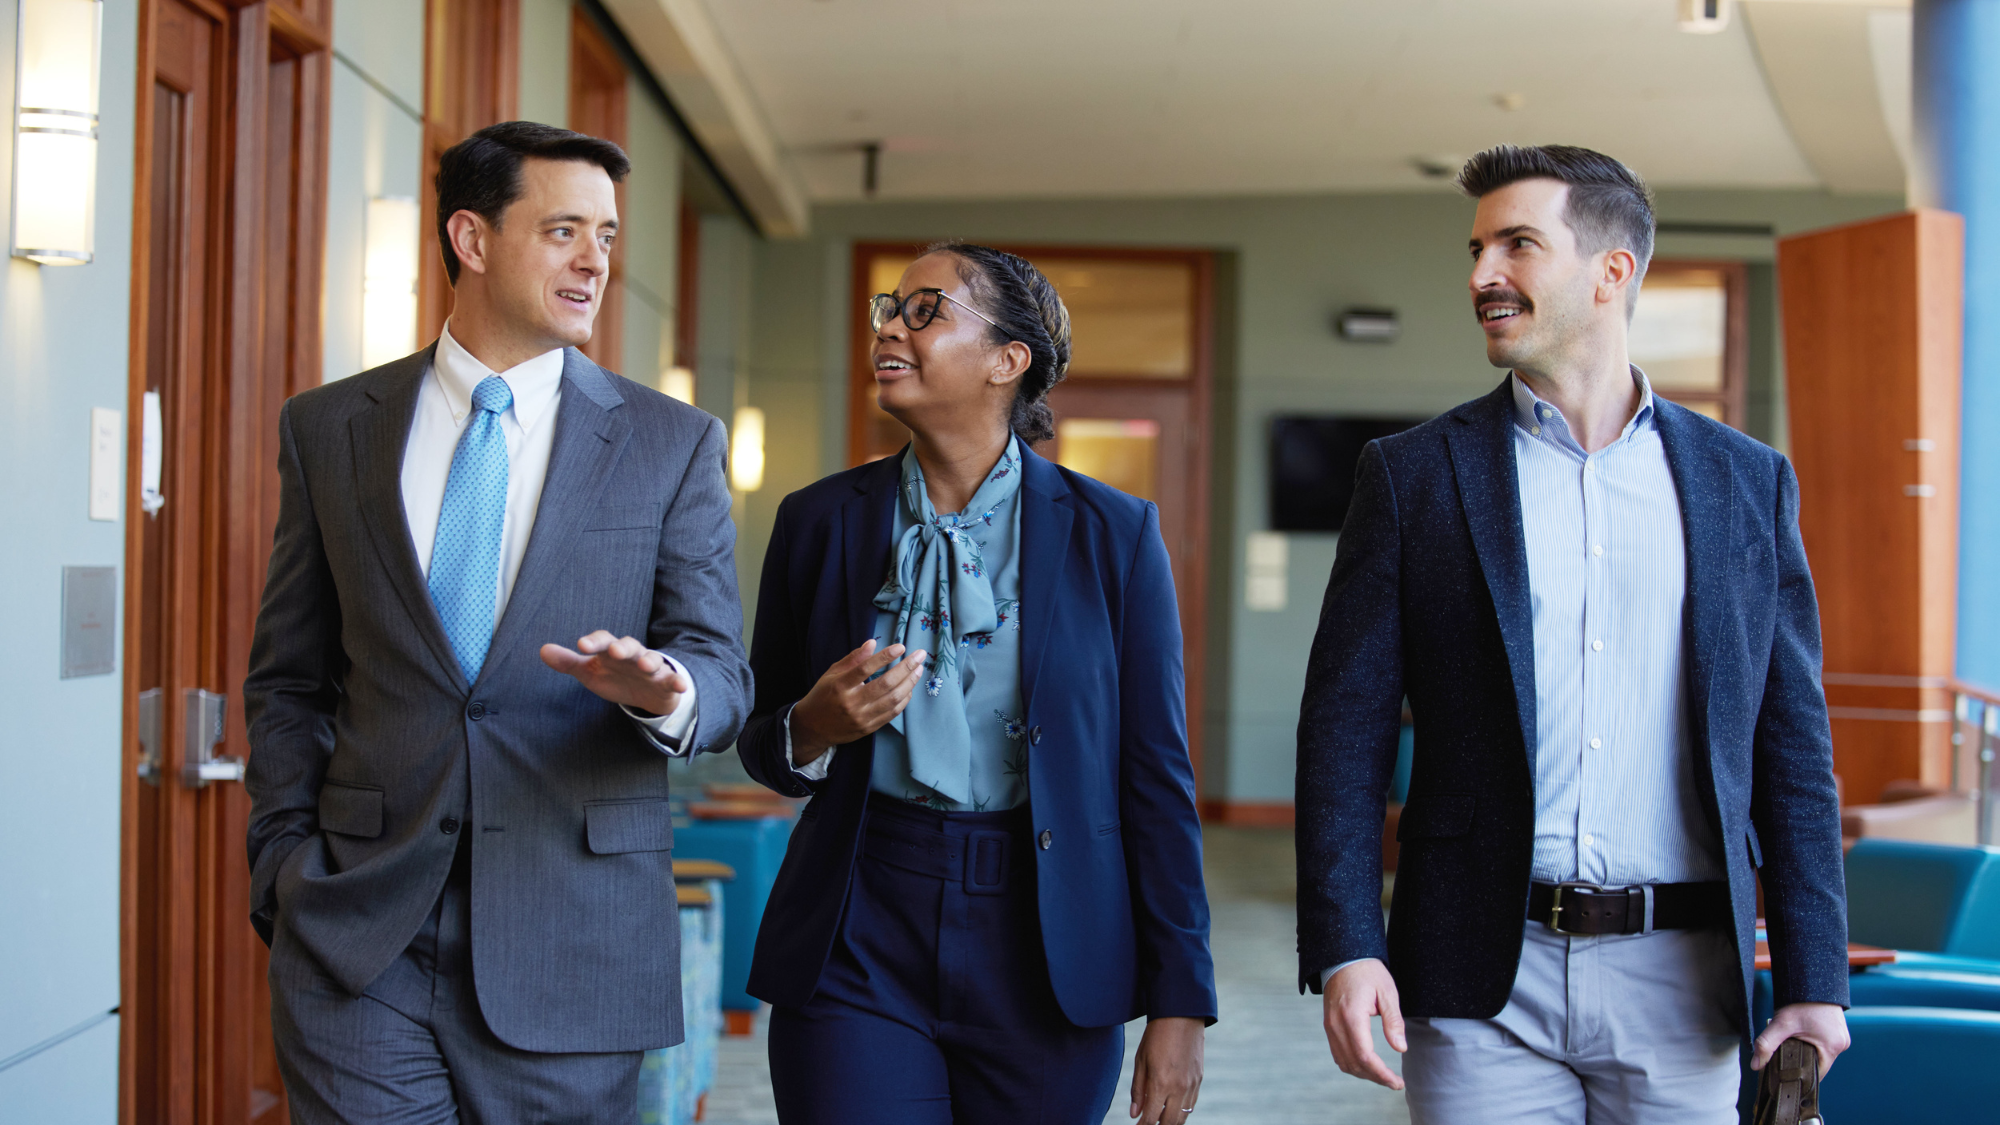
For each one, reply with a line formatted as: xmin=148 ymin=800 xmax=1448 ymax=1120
xmin=1528 ymin=880 xmax=1731 ymax=936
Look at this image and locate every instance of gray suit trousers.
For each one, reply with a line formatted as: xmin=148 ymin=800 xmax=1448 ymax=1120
xmin=269 ymin=846 xmax=640 ymax=1124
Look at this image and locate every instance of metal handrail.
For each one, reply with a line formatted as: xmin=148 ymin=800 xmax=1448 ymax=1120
xmin=1949 ymin=681 xmax=2000 ymax=846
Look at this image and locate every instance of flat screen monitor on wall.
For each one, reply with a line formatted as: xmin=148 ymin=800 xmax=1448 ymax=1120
xmin=1269 ymin=416 xmax=1429 ymax=532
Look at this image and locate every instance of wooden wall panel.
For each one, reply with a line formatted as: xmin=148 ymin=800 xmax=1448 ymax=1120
xmin=1779 ymin=210 xmax=1963 ymax=804
xmin=569 ymin=6 xmax=626 ymax=372
xmin=417 ymin=0 xmax=521 ymax=342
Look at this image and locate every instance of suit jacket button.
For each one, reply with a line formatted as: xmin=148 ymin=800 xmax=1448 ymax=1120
xmin=1029 ymin=726 xmax=1043 ymax=745
xmin=467 ymin=701 xmax=486 ymax=720
xmin=1038 ymin=829 xmax=1053 ymax=850
xmin=440 ymin=817 xmax=460 ymax=835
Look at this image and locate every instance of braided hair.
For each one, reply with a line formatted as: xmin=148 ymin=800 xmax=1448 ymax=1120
xmin=924 ymin=242 xmax=1071 ymax=444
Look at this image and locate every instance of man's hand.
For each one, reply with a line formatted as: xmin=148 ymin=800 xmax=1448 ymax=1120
xmin=1752 ymin=1002 xmax=1849 ymax=1079
xmin=1129 ymin=1016 xmax=1203 ymax=1124
xmin=788 ymin=640 xmax=927 ymax=765
xmin=1323 ymin=959 xmax=1407 ymax=1090
xmin=540 ymin=631 xmax=689 ymax=716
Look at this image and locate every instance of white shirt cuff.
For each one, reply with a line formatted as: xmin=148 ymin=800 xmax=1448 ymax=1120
xmin=623 ymin=653 xmax=699 ymax=756
xmin=1320 ymin=958 xmax=1381 ymax=989
xmin=782 ymin=703 xmax=834 ymax=781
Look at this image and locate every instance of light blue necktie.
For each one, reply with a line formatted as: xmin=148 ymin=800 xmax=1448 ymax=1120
xmin=429 ymin=375 xmax=512 ymax=682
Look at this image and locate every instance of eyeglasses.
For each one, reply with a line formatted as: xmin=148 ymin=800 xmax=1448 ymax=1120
xmin=868 ymin=288 xmax=1006 ymax=336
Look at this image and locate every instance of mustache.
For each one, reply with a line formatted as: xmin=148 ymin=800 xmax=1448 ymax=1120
xmin=1474 ymin=289 xmax=1532 ymax=312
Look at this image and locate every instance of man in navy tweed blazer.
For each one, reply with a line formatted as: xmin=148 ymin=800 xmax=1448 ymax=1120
xmin=1296 ymin=145 xmax=1850 ymax=1123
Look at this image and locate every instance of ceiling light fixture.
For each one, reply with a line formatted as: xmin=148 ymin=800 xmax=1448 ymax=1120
xmin=1679 ymin=0 xmax=1732 ymax=34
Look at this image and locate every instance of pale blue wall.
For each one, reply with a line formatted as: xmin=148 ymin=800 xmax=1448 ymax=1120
xmin=0 ymin=0 xmax=139 ymax=1112
xmin=325 ymin=0 xmax=425 ymax=382
xmin=518 ymin=0 xmax=570 ymax=127
xmin=740 ymin=188 xmax=1902 ymax=804
xmin=619 ymin=73 xmax=683 ymax=389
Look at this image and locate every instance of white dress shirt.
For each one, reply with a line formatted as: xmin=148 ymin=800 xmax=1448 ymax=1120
xmin=401 ymin=323 xmax=698 ymax=751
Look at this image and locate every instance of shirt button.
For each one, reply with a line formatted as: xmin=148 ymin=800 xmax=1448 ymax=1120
xmin=1583 ymin=834 xmax=1594 ymax=846
xmin=1531 ymin=426 xmax=1542 ymax=436
xmin=1590 ymin=737 xmax=1603 ymax=749
xmin=440 ymin=818 xmax=460 ymax=835
xmin=1585 ymin=462 xmax=1596 ymax=473
xmin=1591 ymin=544 xmax=1604 ymax=557
xmin=468 ymin=701 xmax=487 ymax=720
xmin=1591 ymin=639 xmax=1604 ymax=652
xmin=1038 ymin=829 xmax=1053 ymax=850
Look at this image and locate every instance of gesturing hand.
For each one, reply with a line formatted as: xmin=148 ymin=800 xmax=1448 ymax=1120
xmin=1129 ymin=1016 xmax=1203 ymax=1124
xmin=788 ymin=639 xmax=927 ymax=766
xmin=540 ymin=630 xmax=690 ymax=716
xmin=1323 ymin=959 xmax=1407 ymax=1090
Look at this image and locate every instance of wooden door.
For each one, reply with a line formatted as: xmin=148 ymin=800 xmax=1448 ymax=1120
xmin=569 ymin=5 xmax=628 ymax=371
xmin=417 ymin=0 xmax=521 ymax=342
xmin=124 ymin=2 xmax=330 ymax=1121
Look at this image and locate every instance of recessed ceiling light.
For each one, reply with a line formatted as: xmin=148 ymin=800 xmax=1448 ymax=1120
xmin=1411 ymin=155 xmax=1463 ymax=180
xmin=1678 ymin=0 xmax=1731 ymax=34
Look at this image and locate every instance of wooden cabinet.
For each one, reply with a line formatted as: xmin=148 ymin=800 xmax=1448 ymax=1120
xmin=1779 ymin=210 xmax=1962 ymax=804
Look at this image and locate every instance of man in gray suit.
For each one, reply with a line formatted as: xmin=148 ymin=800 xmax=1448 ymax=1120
xmin=244 ymin=121 xmax=750 ymax=1122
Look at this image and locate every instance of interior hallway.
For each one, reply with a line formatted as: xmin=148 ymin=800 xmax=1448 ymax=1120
xmin=698 ymin=826 xmax=1409 ymax=1124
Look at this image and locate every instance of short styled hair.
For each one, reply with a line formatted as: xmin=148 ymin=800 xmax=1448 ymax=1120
xmin=1457 ymin=144 xmax=1655 ymax=309
xmin=434 ymin=121 xmax=631 ymax=284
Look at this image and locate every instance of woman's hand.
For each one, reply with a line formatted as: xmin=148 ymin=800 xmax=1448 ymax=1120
xmin=788 ymin=639 xmax=927 ymax=765
xmin=1129 ymin=1016 xmax=1204 ymax=1124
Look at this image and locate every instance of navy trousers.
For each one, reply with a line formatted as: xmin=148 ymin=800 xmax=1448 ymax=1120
xmin=768 ymin=801 xmax=1125 ymax=1125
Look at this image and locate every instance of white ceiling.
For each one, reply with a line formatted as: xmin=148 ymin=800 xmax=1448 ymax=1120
xmin=691 ymin=0 xmax=1897 ymax=203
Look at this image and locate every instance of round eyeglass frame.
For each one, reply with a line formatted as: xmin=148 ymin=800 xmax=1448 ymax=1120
xmin=868 ymin=288 xmax=1006 ymax=336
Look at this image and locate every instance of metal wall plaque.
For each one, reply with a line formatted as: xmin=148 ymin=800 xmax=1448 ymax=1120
xmin=61 ymin=566 xmax=117 ymax=678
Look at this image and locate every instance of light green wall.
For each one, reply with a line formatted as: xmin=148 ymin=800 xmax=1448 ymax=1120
xmin=518 ymin=0 xmax=570 ymax=127
xmin=739 ymin=188 xmax=1902 ymax=804
xmin=618 ymin=74 xmax=682 ymax=387
xmin=0 ymin=0 xmax=138 ymax=1113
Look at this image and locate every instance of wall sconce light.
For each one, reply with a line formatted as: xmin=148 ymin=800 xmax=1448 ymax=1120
xmin=361 ymin=196 xmax=419 ymax=369
xmin=1334 ymin=307 xmax=1400 ymax=343
xmin=11 ymin=0 xmax=102 ymax=265
xmin=658 ymin=365 xmax=695 ymax=403
xmin=730 ymin=406 xmax=765 ymax=493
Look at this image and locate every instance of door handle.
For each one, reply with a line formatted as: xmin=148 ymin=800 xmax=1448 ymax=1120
xmin=181 ymin=688 xmax=244 ymax=788
xmin=137 ymin=687 xmax=164 ymax=785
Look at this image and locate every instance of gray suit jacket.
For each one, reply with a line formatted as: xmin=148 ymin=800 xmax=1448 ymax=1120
xmin=243 ymin=344 xmax=750 ymax=1053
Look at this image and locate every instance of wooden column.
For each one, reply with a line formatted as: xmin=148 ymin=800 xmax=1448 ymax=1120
xmin=1779 ymin=210 xmax=1963 ymax=804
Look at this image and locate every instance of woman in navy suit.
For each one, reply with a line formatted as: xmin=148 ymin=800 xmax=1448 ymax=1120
xmin=736 ymin=243 xmax=1216 ymax=1125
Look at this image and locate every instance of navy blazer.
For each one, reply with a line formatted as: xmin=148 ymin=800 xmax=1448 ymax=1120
xmin=1295 ymin=379 xmax=1849 ymax=1030
xmin=738 ymin=444 xmax=1218 ymax=1028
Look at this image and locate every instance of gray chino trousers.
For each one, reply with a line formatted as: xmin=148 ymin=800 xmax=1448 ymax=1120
xmin=1403 ymin=919 xmax=1742 ymax=1125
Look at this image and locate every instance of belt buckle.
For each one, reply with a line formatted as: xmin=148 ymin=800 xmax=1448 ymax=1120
xmin=1548 ymin=881 xmax=1607 ymax=935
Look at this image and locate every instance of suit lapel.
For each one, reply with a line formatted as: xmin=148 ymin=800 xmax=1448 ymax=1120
xmin=482 ymin=350 xmax=631 ymax=682
xmin=1655 ymin=399 xmax=1736 ymax=758
xmin=1443 ymin=381 xmax=1538 ymax=768
xmin=841 ymin=454 xmax=901 ymax=651
xmin=350 ymin=345 xmax=465 ymax=690
xmin=1017 ymin=446 xmax=1073 ymax=712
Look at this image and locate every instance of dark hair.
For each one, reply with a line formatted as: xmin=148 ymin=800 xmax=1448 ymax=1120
xmin=434 ymin=121 xmax=631 ymax=285
xmin=923 ymin=242 xmax=1072 ymax=443
xmin=1456 ymin=144 xmax=1655 ymax=311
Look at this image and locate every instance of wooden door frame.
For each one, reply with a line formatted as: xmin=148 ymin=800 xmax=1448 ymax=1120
xmin=122 ymin=1 xmax=330 ymax=1121
xmin=1643 ymin=258 xmax=1750 ymax=428
xmin=417 ymin=0 xmax=521 ymax=343
xmin=846 ymin=242 xmax=1215 ymax=797
xmin=568 ymin=4 xmax=627 ymax=372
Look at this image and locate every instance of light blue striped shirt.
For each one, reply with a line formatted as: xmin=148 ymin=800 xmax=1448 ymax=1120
xmin=1512 ymin=370 xmax=1723 ymax=886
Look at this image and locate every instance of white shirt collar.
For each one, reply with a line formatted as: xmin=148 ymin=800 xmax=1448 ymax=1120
xmin=1509 ymin=365 xmax=1656 ymax=453
xmin=434 ymin=321 xmax=566 ymax=433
